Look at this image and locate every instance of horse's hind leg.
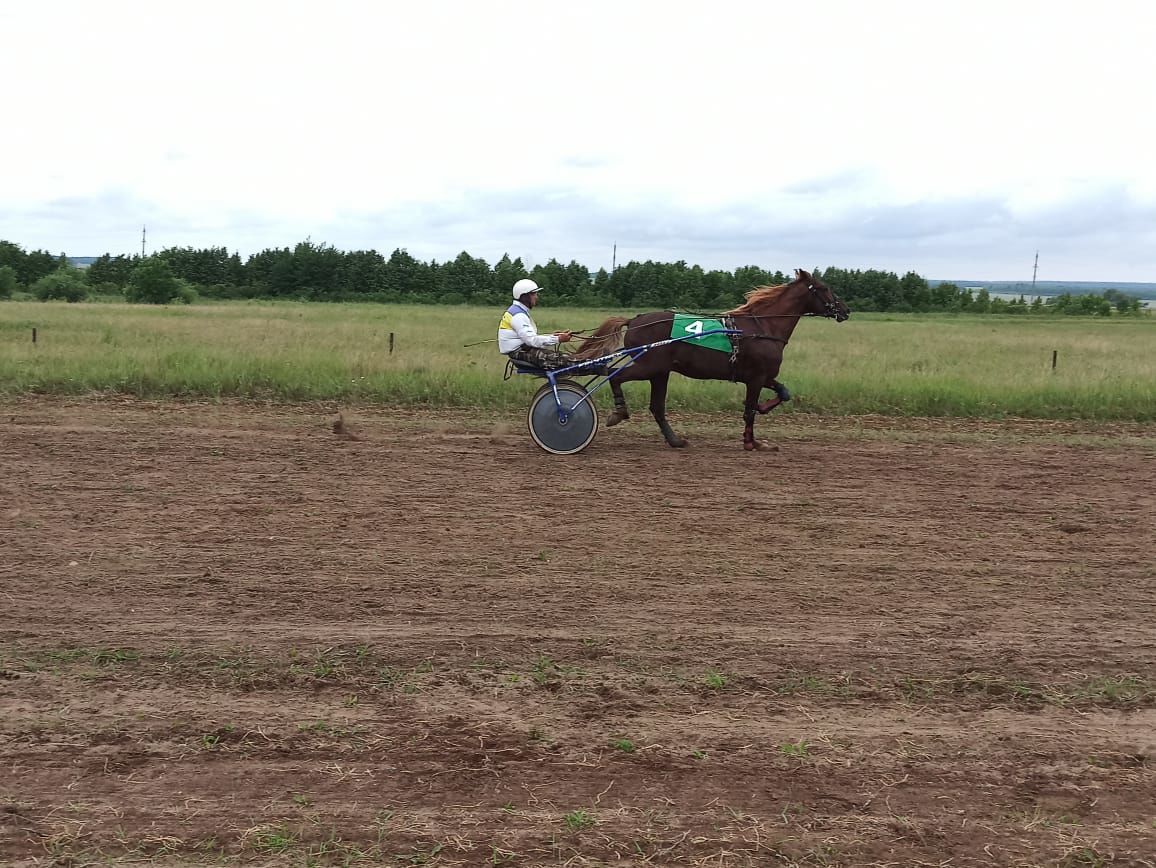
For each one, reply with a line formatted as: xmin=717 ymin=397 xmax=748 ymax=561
xmin=650 ymin=373 xmax=687 ymax=448
xmin=607 ymin=378 xmax=630 ymax=426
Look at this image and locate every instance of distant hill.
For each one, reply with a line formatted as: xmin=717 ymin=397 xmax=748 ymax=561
xmin=930 ymin=279 xmax=1156 ymax=298
xmin=67 ymin=256 xmax=99 ymax=269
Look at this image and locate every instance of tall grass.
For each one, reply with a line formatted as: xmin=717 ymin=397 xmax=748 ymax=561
xmin=1 ymin=300 xmax=1154 ymax=419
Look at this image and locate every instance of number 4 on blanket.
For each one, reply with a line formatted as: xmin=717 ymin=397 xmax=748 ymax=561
xmin=671 ymin=314 xmax=732 ymax=353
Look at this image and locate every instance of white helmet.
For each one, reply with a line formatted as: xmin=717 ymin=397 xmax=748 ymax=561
xmin=512 ymin=278 xmax=542 ymax=299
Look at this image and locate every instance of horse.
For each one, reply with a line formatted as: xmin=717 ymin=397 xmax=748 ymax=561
xmin=572 ymin=269 xmax=850 ymax=450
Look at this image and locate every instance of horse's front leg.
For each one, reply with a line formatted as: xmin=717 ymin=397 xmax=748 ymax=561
xmin=650 ymin=373 xmax=687 ymax=448
xmin=757 ymin=379 xmax=791 ymax=415
xmin=743 ymin=381 xmax=778 ymax=451
xmin=607 ymin=378 xmax=630 ymax=426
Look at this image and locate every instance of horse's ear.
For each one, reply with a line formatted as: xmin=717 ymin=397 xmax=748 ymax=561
xmin=796 ymin=268 xmax=810 ymax=280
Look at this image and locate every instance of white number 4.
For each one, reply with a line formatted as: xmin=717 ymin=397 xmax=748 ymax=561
xmin=683 ymin=320 xmax=704 ymax=335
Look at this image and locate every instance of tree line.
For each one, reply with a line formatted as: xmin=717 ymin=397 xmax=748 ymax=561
xmin=0 ymin=238 xmax=1146 ymax=314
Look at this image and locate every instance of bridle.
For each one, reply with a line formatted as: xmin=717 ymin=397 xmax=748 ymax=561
xmin=805 ymin=281 xmax=845 ymax=320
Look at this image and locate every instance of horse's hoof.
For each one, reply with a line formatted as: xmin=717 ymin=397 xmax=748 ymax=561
xmin=667 ymin=438 xmax=688 ymax=448
xmin=607 ymin=411 xmax=629 ymax=427
xmin=745 ymin=440 xmax=778 ymax=452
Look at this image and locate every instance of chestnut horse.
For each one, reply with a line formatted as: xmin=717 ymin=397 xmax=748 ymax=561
xmin=573 ymin=269 xmax=849 ymax=450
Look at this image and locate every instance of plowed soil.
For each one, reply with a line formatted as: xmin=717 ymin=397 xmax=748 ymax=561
xmin=2 ymin=400 xmax=1155 ymax=867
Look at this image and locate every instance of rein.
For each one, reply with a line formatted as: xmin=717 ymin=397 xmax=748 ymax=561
xmin=676 ymin=282 xmax=841 ymax=320
xmin=466 ymin=282 xmax=841 ymax=348
xmin=463 ymin=327 xmax=605 ymax=348
xmin=668 ymin=308 xmax=826 ymax=321
xmin=462 ymin=318 xmax=793 ymax=348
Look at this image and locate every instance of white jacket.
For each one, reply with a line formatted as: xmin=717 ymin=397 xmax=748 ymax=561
xmin=497 ymin=301 xmax=559 ymax=353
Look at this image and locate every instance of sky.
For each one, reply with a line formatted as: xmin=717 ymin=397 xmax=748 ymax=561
xmin=3 ymin=1 xmax=1156 ymax=282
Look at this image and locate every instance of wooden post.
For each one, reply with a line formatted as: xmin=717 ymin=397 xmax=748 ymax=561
xmin=32 ymin=328 xmax=37 ymax=344
xmin=389 ymin=332 xmax=395 ymax=354
xmin=1052 ymin=350 xmax=1057 ymax=370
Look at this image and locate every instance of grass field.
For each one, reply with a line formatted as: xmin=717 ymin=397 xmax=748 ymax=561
xmin=1 ymin=299 xmax=1154 ymax=419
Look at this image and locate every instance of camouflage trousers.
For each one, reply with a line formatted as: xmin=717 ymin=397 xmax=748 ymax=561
xmin=506 ymin=346 xmax=575 ymax=371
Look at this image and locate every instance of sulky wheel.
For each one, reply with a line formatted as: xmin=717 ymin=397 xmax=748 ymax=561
xmin=527 ymin=380 xmax=599 ymax=455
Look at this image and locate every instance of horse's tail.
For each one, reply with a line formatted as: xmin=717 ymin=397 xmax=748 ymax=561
xmin=573 ymin=316 xmax=631 ymax=360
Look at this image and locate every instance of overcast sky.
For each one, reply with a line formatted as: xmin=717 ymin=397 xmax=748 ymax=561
xmin=3 ymin=1 xmax=1155 ymax=281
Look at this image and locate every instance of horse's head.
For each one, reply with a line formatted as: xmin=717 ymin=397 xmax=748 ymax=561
xmin=796 ymin=269 xmax=850 ymax=322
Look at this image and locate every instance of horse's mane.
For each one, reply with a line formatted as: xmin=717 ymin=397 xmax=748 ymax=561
xmin=725 ymin=282 xmax=792 ymax=316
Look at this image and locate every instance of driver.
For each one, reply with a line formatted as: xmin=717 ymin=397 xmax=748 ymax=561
xmin=497 ymin=278 xmax=574 ymax=369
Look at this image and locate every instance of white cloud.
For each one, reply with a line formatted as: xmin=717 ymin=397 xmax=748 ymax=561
xmin=3 ymin=0 xmax=1156 ymax=280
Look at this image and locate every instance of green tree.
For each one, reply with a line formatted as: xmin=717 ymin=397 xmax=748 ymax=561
xmin=628 ymin=261 xmax=668 ymax=308
xmin=700 ymin=269 xmax=735 ymax=310
xmin=156 ymin=246 xmax=238 ymax=287
xmin=603 ymin=261 xmax=637 ymax=307
xmin=672 ymin=263 xmax=707 ymax=308
xmin=382 ymin=248 xmax=435 ymax=300
xmin=733 ymin=265 xmax=777 ymax=297
xmin=589 ymin=268 xmax=614 ymax=306
xmin=0 ymin=241 xmax=26 ymax=282
xmin=869 ymin=270 xmax=903 ymax=310
xmin=492 ymin=254 xmax=529 ymax=305
xmin=1047 ymin=293 xmax=1112 ymax=315
xmin=242 ymin=242 xmax=345 ymax=298
xmin=1104 ymin=288 xmax=1142 ymax=314
xmin=0 ymin=264 xmax=17 ymax=297
xmin=1003 ymin=296 xmax=1027 ymax=315
xmin=565 ymin=260 xmax=594 ymax=304
xmin=899 ymin=271 xmax=932 ymax=311
xmin=440 ymin=251 xmax=491 ymax=304
xmin=32 ymin=267 xmax=88 ymax=302
xmin=87 ymin=254 xmax=137 ymax=289
xmin=336 ymin=249 xmax=388 ymax=296
xmin=125 ymin=257 xmax=183 ymax=304
xmin=530 ymin=258 xmax=591 ymax=306
xmin=25 ymin=249 xmax=60 ymax=285
xmin=929 ymin=281 xmax=961 ymax=310
xmin=243 ymin=247 xmax=290 ymax=296
xmin=290 ymin=240 xmax=345 ymax=298
xmin=0 ymin=240 xmax=60 ymax=286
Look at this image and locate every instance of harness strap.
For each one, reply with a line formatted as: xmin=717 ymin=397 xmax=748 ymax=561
xmin=723 ymin=315 xmax=739 ymax=382
xmin=722 ymin=318 xmax=788 ymax=382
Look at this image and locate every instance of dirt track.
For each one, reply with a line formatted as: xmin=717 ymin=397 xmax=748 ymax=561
xmin=2 ymin=400 xmax=1155 ymax=867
